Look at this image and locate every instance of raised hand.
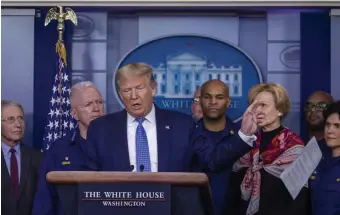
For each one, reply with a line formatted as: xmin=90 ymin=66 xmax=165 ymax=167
xmin=240 ymin=100 xmax=259 ymax=136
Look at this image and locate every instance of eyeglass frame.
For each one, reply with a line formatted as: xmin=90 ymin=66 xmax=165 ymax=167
xmin=1 ymin=116 xmax=25 ymax=124
xmin=193 ymin=97 xmax=200 ymax=104
xmin=304 ymin=102 xmax=329 ymax=112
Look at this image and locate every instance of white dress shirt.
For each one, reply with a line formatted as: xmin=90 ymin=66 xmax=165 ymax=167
xmin=127 ymin=105 xmax=158 ymax=172
xmin=238 ymin=130 xmax=257 ymax=147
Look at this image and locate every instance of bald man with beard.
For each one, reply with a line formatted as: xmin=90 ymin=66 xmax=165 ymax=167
xmin=305 ymin=90 xmax=334 ymax=154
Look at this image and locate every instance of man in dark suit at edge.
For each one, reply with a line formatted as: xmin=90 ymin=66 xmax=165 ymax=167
xmin=1 ymin=100 xmax=43 ymax=215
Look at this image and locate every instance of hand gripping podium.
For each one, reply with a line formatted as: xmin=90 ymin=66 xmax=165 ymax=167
xmin=47 ymin=171 xmax=214 ymax=215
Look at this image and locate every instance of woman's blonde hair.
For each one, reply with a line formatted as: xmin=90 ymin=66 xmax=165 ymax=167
xmin=248 ymin=83 xmax=290 ymax=117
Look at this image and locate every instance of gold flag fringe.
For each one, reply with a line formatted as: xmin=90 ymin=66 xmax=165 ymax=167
xmin=56 ymin=41 xmax=67 ymax=66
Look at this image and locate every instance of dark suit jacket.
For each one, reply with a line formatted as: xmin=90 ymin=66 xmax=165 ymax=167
xmin=1 ymin=143 xmax=43 ymax=215
xmin=86 ymin=106 xmax=195 ymax=172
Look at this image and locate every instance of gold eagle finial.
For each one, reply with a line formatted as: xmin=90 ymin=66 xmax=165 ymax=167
xmin=44 ymin=6 xmax=77 ymax=41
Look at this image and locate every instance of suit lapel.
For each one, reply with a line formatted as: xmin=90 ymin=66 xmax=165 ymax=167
xmin=114 ymin=110 xmax=130 ymax=170
xmin=18 ymin=144 xmax=31 ymax=201
xmin=155 ymin=107 xmax=172 ymax=172
xmin=1 ymin=151 xmax=11 ymax=184
xmin=1 ymin=150 xmax=17 ymax=207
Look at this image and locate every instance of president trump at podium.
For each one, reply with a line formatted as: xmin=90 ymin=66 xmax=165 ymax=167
xmin=85 ymin=62 xmax=195 ymax=172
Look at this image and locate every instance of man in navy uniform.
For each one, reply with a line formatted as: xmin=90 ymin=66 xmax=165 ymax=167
xmin=32 ymin=81 xmax=105 ymax=215
xmin=190 ymin=80 xmax=258 ymax=215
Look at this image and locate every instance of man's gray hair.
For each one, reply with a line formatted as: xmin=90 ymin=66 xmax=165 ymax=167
xmin=70 ymin=81 xmax=98 ymax=106
xmin=1 ymin=100 xmax=24 ymax=114
xmin=71 ymin=81 xmax=96 ymax=92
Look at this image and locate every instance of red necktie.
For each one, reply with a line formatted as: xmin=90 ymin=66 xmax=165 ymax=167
xmin=9 ymin=148 xmax=19 ymax=199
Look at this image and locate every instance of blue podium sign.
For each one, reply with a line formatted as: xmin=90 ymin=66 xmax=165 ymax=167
xmin=78 ymin=183 xmax=171 ymax=215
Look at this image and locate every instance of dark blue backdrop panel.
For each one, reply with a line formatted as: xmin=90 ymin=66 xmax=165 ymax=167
xmin=33 ymin=9 xmax=74 ymax=150
xmin=300 ymin=12 xmax=331 ymax=141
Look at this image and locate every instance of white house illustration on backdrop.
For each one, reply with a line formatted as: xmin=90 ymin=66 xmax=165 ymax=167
xmin=152 ymin=52 xmax=243 ymax=98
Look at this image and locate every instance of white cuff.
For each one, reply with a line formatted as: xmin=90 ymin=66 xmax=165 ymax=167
xmin=238 ymin=130 xmax=257 ymax=147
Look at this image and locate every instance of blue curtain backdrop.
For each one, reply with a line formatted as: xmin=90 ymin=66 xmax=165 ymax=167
xmin=33 ymin=9 xmax=74 ymax=150
xmin=300 ymin=11 xmax=331 ymax=141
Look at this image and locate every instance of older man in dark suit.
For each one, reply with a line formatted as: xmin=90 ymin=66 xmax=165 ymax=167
xmin=86 ymin=62 xmax=195 ymax=172
xmin=1 ymin=100 xmax=43 ymax=215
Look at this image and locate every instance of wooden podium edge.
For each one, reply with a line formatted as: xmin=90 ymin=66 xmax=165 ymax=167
xmin=46 ymin=171 xmax=209 ymax=186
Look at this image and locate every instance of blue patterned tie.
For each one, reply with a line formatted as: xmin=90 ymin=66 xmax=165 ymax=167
xmin=135 ymin=118 xmax=151 ymax=172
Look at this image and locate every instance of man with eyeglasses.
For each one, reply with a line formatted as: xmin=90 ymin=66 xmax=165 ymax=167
xmin=191 ymin=87 xmax=203 ymax=122
xmin=1 ymin=100 xmax=43 ymax=215
xmin=305 ymin=91 xmax=334 ymax=154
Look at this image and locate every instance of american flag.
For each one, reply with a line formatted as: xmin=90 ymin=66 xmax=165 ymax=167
xmin=42 ymin=41 xmax=77 ymax=151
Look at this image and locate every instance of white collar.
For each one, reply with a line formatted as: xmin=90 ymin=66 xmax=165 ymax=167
xmin=127 ymin=104 xmax=156 ymax=125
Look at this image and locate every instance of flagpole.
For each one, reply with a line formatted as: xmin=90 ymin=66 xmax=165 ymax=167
xmin=45 ymin=6 xmax=77 ymax=109
xmin=45 ymin=6 xmax=78 ymax=65
xmin=42 ymin=6 xmax=77 ymax=151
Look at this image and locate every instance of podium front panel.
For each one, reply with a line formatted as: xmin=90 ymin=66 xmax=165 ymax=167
xmin=78 ymin=183 xmax=171 ymax=215
xmin=55 ymin=182 xmax=210 ymax=215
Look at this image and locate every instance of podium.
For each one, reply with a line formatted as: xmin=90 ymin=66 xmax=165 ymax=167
xmin=47 ymin=171 xmax=214 ymax=215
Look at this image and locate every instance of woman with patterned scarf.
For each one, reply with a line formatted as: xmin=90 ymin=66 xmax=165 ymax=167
xmin=226 ymin=83 xmax=310 ymax=215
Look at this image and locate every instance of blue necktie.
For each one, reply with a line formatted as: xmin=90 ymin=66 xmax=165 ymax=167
xmin=135 ymin=118 xmax=151 ymax=172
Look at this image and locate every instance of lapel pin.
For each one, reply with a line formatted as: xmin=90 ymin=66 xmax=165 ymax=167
xmin=165 ymin=125 xmax=170 ymax=129
xmin=230 ymin=130 xmax=235 ymax=135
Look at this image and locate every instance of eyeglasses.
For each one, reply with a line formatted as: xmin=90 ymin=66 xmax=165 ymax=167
xmin=304 ymin=102 xmax=329 ymax=112
xmin=193 ymin=97 xmax=200 ymax=104
xmin=1 ymin=116 xmax=24 ymax=124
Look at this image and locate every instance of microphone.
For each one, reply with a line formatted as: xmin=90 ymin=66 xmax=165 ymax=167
xmin=139 ymin=165 xmax=145 ymax=172
xmin=130 ymin=165 xmax=134 ymax=171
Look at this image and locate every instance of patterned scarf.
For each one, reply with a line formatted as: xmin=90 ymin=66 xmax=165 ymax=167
xmin=232 ymin=127 xmax=305 ymax=215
